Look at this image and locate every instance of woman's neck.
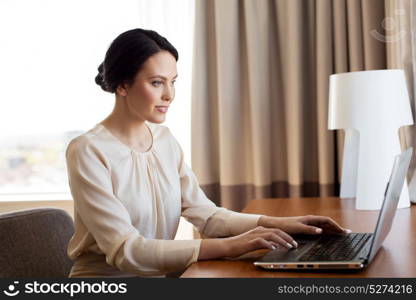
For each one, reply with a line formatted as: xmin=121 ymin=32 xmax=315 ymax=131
xmin=100 ymin=98 xmax=152 ymax=152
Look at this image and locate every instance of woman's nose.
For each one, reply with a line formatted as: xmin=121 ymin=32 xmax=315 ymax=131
xmin=162 ymin=86 xmax=174 ymax=101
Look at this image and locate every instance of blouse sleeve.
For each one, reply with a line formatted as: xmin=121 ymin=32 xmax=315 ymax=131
xmin=66 ymin=137 xmax=201 ymax=276
xmin=174 ymin=137 xmax=262 ymax=237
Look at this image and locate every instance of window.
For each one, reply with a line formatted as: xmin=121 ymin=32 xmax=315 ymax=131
xmin=0 ymin=0 xmax=195 ymax=200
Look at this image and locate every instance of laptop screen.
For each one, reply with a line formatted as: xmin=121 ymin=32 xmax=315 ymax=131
xmin=367 ymin=147 xmax=413 ymax=262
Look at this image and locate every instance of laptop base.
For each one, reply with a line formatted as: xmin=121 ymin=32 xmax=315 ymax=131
xmin=254 ymin=261 xmax=365 ymax=270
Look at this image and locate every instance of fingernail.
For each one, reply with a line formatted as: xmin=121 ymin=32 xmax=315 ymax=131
xmin=271 ymin=245 xmax=276 ymax=250
xmin=344 ymin=229 xmax=352 ymax=234
xmin=315 ymin=228 xmax=322 ymax=234
xmin=286 ymin=243 xmax=293 ymax=248
xmin=292 ymin=241 xmax=298 ymax=248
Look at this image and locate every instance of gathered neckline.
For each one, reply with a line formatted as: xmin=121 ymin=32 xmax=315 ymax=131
xmin=96 ymin=123 xmax=154 ymax=155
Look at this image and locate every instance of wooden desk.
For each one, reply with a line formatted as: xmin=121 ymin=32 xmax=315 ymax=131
xmin=182 ymin=197 xmax=416 ymax=278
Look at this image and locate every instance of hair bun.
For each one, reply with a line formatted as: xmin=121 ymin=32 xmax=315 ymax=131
xmin=95 ymin=63 xmax=109 ymax=92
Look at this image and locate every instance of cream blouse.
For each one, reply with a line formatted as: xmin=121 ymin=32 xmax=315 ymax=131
xmin=66 ymin=123 xmax=261 ymax=277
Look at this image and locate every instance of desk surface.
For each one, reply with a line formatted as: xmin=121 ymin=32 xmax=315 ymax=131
xmin=181 ymin=197 xmax=416 ymax=278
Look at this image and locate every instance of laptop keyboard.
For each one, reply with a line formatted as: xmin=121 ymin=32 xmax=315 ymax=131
xmin=298 ymin=233 xmax=373 ymax=261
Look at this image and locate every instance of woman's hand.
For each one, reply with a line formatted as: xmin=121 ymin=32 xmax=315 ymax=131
xmin=198 ymin=226 xmax=298 ymax=260
xmin=198 ymin=215 xmax=351 ymax=261
xmin=257 ymin=215 xmax=351 ymax=235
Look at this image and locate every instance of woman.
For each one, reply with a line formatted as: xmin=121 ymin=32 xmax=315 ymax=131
xmin=66 ymin=28 xmax=350 ymax=277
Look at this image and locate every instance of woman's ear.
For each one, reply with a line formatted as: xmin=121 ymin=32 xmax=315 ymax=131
xmin=116 ymin=82 xmax=129 ymax=97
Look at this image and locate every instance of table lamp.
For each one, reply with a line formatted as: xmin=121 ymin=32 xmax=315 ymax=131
xmin=328 ymin=69 xmax=413 ymax=210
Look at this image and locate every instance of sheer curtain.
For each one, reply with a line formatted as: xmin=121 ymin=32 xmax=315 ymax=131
xmin=0 ymin=0 xmax=195 ymax=201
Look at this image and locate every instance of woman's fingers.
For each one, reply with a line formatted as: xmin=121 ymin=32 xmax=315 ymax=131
xmin=254 ymin=226 xmax=298 ymax=247
xmin=255 ymin=231 xmax=296 ymax=249
xmin=290 ymin=223 xmax=322 ymax=235
xmin=271 ymin=228 xmax=298 ymax=247
xmin=251 ymin=237 xmax=276 ymax=250
xmin=302 ymin=215 xmax=351 ymax=234
xmin=237 ymin=215 xmax=353 ymax=256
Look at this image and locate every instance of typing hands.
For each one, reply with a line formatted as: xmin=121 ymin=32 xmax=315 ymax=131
xmin=198 ymin=215 xmax=351 ymax=260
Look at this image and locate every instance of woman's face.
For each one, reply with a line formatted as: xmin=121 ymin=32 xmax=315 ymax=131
xmin=118 ymin=50 xmax=177 ymax=124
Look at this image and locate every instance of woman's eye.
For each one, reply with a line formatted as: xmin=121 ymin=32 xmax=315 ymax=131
xmin=152 ymin=81 xmax=163 ymax=87
xmin=171 ymin=80 xmax=176 ymax=86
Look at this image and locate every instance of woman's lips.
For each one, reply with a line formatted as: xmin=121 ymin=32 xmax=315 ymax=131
xmin=155 ymin=106 xmax=168 ymax=113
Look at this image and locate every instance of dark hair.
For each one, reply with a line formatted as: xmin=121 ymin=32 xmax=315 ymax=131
xmin=95 ymin=28 xmax=178 ymax=93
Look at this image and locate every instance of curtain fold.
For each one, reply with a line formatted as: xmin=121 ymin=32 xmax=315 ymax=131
xmin=385 ymin=0 xmax=416 ymax=202
xmin=192 ymin=0 xmax=389 ymax=211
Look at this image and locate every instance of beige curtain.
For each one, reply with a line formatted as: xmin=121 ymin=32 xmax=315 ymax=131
xmin=192 ymin=0 xmax=388 ymax=211
xmin=386 ymin=0 xmax=416 ymax=202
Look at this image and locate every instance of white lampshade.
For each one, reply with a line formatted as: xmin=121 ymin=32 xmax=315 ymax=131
xmin=328 ymin=69 xmax=413 ymax=210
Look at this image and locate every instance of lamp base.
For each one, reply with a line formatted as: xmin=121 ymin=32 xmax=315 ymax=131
xmin=354 ymin=183 xmax=410 ymax=210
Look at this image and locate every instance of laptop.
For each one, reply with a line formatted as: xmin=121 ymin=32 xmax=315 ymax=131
xmin=254 ymin=147 xmax=413 ymax=270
